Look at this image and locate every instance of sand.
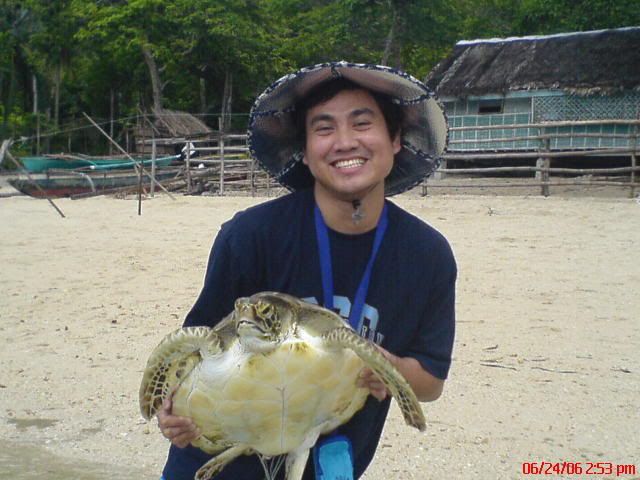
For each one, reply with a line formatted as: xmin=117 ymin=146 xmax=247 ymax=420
xmin=0 ymin=192 xmax=638 ymax=479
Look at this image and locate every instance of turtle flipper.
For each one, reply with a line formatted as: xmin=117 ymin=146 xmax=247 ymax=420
xmin=195 ymin=445 xmax=252 ymax=480
xmin=285 ymin=447 xmax=311 ymax=480
xmin=139 ymin=326 xmax=221 ymax=420
xmin=323 ymin=327 xmax=426 ymax=431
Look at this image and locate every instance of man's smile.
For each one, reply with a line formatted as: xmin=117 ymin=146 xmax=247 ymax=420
xmin=331 ymin=158 xmax=367 ymax=169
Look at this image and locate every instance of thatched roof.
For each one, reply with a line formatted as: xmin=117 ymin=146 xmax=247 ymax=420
xmin=426 ymin=27 xmax=640 ymax=97
xmin=152 ymin=107 xmax=212 ymax=137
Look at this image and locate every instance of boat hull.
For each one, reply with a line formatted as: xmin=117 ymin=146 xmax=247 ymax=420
xmin=20 ymin=155 xmax=177 ymax=173
xmin=9 ymin=170 xmax=179 ymax=198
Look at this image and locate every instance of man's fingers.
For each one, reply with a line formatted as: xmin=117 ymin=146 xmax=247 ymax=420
xmin=163 ymin=424 xmax=199 ymax=440
xmin=357 ymin=367 xmax=389 ymax=401
xmin=171 ymin=432 xmax=196 ymax=448
xmin=159 ymin=415 xmax=195 ymax=428
xmin=161 ymin=423 xmax=199 ymax=441
xmin=154 ymin=392 xmax=200 ymax=447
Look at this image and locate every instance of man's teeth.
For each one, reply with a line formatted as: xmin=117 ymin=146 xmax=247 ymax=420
xmin=334 ymin=158 xmax=365 ymax=169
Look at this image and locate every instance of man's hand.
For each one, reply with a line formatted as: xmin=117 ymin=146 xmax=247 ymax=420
xmin=357 ymin=345 xmax=397 ymax=401
xmin=156 ymin=396 xmax=200 ymax=448
xmin=357 ymin=367 xmax=389 ymax=401
xmin=357 ymin=345 xmax=445 ymax=402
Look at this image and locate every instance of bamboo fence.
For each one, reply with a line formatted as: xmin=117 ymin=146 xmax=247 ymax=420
xmin=174 ymin=122 xmax=639 ymax=198
xmin=31 ymin=117 xmax=634 ymax=199
xmin=426 ymin=119 xmax=640 ymax=197
xmin=181 ymin=136 xmax=279 ymax=197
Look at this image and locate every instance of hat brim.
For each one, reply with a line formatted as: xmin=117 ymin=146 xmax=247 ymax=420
xmin=248 ymin=61 xmax=448 ymax=196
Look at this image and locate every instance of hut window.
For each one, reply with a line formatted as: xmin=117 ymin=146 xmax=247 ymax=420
xmin=478 ymin=100 xmax=503 ymax=114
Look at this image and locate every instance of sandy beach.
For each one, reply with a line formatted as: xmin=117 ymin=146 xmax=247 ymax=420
xmin=0 ymin=191 xmax=638 ymax=479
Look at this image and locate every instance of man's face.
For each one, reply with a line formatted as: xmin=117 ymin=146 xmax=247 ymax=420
xmin=303 ymin=88 xmax=401 ymax=201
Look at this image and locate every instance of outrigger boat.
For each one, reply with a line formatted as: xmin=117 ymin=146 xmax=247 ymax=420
xmin=20 ymin=154 xmax=178 ymax=173
xmin=9 ymin=168 xmax=182 ymax=198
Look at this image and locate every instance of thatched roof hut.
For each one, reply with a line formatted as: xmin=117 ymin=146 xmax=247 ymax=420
xmin=426 ymin=27 xmax=640 ymax=153
xmin=152 ymin=108 xmax=212 ymax=138
xmin=134 ymin=108 xmax=214 ymax=154
xmin=426 ymin=26 xmax=640 ymax=97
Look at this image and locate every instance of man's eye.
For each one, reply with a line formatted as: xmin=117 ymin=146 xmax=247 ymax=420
xmin=314 ymin=125 xmax=333 ymax=134
xmin=354 ymin=121 xmax=371 ymax=129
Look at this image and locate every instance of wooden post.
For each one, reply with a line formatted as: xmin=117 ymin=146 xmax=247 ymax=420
xmin=433 ymin=158 xmax=447 ymax=180
xmin=186 ymin=144 xmax=192 ymax=194
xmin=250 ymin=158 xmax=256 ymax=197
xmin=535 ymin=126 xmax=543 ymax=181
xmin=33 ymin=75 xmax=41 ymax=155
xmin=219 ymin=118 xmax=225 ymax=196
xmin=541 ymin=157 xmax=550 ymax=197
xmin=631 ymin=126 xmax=638 ymax=199
xmin=631 ymin=153 xmax=637 ymax=199
xmin=150 ymin=138 xmax=157 ymax=197
xmin=109 ymin=88 xmax=115 ymax=155
xmin=219 ymin=137 xmax=225 ymax=196
xmin=537 ymin=138 xmax=551 ymax=197
xmin=535 ymin=158 xmax=543 ymax=181
xmin=137 ymin=162 xmax=143 ymax=215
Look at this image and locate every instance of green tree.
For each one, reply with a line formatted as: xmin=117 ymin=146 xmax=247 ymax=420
xmin=75 ymin=0 xmax=183 ymax=113
xmin=457 ymin=0 xmax=523 ymax=39
xmin=26 ymin=0 xmax=83 ymax=130
xmin=0 ymin=1 xmax=37 ymax=138
xmin=167 ymin=0 xmax=280 ymax=126
xmin=517 ymin=0 xmax=640 ymax=34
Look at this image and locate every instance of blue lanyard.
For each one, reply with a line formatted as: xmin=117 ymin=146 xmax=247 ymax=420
xmin=314 ymin=202 xmax=389 ymax=332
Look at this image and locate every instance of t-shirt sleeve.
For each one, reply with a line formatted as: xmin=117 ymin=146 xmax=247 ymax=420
xmin=408 ymin=240 xmax=457 ymax=380
xmin=183 ymin=220 xmax=260 ymax=328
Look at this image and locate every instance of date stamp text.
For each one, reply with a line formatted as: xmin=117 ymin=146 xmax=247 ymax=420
xmin=522 ymin=461 xmax=636 ymax=477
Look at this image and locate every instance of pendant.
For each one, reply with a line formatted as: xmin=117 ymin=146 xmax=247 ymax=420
xmin=351 ymin=200 xmax=364 ymax=224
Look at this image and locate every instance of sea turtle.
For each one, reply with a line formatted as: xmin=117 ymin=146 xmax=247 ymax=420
xmin=139 ymin=291 xmax=426 ymax=480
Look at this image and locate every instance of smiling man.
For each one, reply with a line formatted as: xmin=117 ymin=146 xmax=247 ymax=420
xmin=156 ymin=62 xmax=456 ymax=480
xmin=300 ymin=84 xmax=400 ymax=235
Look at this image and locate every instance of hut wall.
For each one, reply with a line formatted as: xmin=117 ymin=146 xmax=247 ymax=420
xmin=445 ymin=91 xmax=639 ymax=152
xmin=533 ymin=92 xmax=639 ymax=150
xmin=533 ymin=91 xmax=640 ymax=121
xmin=445 ymin=94 xmax=537 ymax=151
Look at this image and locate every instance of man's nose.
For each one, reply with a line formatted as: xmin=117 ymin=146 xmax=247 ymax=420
xmin=333 ymin=126 xmax=358 ymax=151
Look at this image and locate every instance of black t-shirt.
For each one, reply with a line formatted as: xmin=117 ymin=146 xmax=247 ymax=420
xmin=162 ymin=188 xmax=456 ymax=480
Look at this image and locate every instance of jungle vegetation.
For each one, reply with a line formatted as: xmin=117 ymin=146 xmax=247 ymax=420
xmin=1 ymin=0 xmax=638 ymax=153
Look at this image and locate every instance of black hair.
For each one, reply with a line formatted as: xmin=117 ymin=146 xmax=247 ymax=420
xmin=293 ymin=77 xmax=403 ymax=147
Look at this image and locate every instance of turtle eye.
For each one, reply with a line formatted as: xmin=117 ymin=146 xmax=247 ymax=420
xmin=255 ymin=301 xmax=275 ymax=320
xmin=255 ymin=302 xmax=281 ymax=331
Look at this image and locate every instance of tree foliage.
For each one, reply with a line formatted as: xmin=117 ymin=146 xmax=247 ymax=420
xmin=1 ymin=0 xmax=637 ymax=147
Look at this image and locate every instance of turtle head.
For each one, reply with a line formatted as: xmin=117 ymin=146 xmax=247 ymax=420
xmin=234 ymin=293 xmax=295 ymax=352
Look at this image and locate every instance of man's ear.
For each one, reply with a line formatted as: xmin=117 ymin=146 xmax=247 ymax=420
xmin=392 ymin=131 xmax=401 ymax=155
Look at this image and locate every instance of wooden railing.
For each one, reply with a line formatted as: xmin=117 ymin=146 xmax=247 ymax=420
xmin=138 ymin=119 xmax=640 ymax=198
xmin=429 ymin=119 xmax=640 ymax=197
xmin=180 ymin=135 xmax=279 ymax=196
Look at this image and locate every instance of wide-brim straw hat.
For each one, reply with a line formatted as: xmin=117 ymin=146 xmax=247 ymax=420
xmin=248 ymin=61 xmax=448 ymax=196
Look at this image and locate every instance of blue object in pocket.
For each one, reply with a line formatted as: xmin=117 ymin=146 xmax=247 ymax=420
xmin=313 ymin=434 xmax=354 ymax=480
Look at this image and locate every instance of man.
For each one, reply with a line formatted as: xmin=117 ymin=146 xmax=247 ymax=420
xmin=157 ymin=61 xmax=456 ymax=480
